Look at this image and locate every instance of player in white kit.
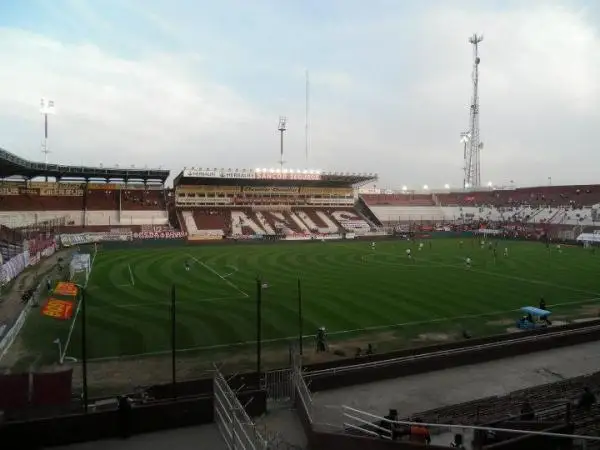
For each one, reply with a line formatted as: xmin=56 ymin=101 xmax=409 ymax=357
xmin=406 ymin=248 xmax=412 ymax=259
xmin=465 ymin=257 xmax=472 ymax=268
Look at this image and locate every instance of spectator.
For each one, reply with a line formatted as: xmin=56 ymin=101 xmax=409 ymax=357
xmin=450 ymin=433 xmax=465 ymax=449
xmin=409 ymin=418 xmax=431 ymax=444
xmin=117 ymin=395 xmax=132 ymax=438
xmin=577 ymin=387 xmax=596 ymax=411
xmin=520 ymin=400 xmax=535 ymax=420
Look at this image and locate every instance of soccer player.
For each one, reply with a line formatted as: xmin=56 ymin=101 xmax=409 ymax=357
xmin=465 ymin=257 xmax=472 ymax=268
xmin=185 ymin=260 xmax=190 ymax=272
xmin=419 ymin=242 xmax=424 ymax=251
xmin=459 ymin=240 xmax=464 ymax=249
xmin=371 ymin=241 xmax=376 ymax=250
xmin=406 ymin=248 xmax=412 ymax=259
xmin=504 ymin=247 xmax=509 ymax=257
xmin=556 ymin=244 xmax=562 ymax=253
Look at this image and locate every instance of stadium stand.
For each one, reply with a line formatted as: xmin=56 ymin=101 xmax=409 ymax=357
xmin=361 ymin=185 xmax=600 ymax=230
xmin=0 ymin=148 xmax=170 ymax=232
xmin=172 ymin=168 xmax=378 ymax=240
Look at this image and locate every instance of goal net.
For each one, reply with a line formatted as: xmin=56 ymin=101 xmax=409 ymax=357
xmin=69 ymin=253 xmax=92 ymax=285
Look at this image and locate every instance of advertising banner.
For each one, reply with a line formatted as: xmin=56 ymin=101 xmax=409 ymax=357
xmin=188 ymin=235 xmax=222 ymax=241
xmin=54 ymin=282 xmax=78 ymax=297
xmin=41 ymin=299 xmax=74 ymax=321
xmin=133 ymin=231 xmax=187 ymax=240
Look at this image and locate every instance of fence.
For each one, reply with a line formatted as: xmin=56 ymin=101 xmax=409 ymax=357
xmin=213 ymin=366 xmax=268 ymax=450
xmin=261 ymin=368 xmax=293 ymax=407
xmin=341 ymin=405 xmax=600 ymax=449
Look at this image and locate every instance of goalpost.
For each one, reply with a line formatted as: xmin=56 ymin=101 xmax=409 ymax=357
xmin=69 ymin=252 xmax=92 ymax=285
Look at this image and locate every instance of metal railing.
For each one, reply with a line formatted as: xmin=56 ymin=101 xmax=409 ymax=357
xmin=213 ymin=367 xmax=268 ymax=450
xmin=307 ymin=323 xmax=600 ymax=377
xmin=342 ymin=405 xmax=600 ymax=448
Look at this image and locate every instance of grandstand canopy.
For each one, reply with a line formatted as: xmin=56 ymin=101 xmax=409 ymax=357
xmin=0 ymin=147 xmax=170 ymax=183
xmin=173 ymin=168 xmax=377 ymax=188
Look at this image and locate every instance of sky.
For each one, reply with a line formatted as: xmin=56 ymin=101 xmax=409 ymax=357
xmin=0 ymin=0 xmax=599 ymax=189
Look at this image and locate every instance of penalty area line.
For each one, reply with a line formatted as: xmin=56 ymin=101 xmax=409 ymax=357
xmin=128 ymin=264 xmax=135 ymax=287
xmin=187 ymin=254 xmax=249 ymax=298
xmin=86 ymin=296 xmax=600 ymax=362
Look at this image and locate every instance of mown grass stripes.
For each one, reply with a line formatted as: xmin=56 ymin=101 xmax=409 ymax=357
xmin=17 ymin=239 xmax=600 ymax=364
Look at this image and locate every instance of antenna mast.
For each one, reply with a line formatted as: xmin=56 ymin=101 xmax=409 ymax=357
xmin=464 ymin=33 xmax=483 ymax=188
xmin=305 ymin=69 xmax=310 ymax=167
xmin=40 ymin=98 xmax=56 ymax=168
xmin=278 ymin=116 xmax=287 ymax=171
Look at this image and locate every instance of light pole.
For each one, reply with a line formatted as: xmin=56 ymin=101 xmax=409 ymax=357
xmin=278 ymin=116 xmax=287 ymax=171
xmin=40 ymin=98 xmax=56 ymax=170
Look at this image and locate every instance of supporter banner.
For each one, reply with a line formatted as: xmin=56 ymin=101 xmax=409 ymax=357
xmin=54 ymin=282 xmax=78 ymax=297
xmin=87 ymin=183 xmax=119 ymax=190
xmin=188 ymin=235 xmax=222 ymax=241
xmin=177 ymin=185 xmax=241 ymax=193
xmin=0 ymin=187 xmax=19 ymax=195
xmin=41 ymin=299 xmax=74 ymax=320
xmin=60 ymin=232 xmax=132 ymax=247
xmin=182 ymin=169 xmax=322 ymax=181
xmin=301 ymin=187 xmax=353 ymax=195
xmin=183 ymin=169 xmax=255 ymax=179
xmin=243 ymin=186 xmax=299 ymax=194
xmin=345 ymin=232 xmax=356 ymax=239
xmin=19 ymin=187 xmax=39 ymax=195
xmin=0 ymin=252 xmax=28 ymax=286
xmin=256 ymin=172 xmax=321 ymax=181
xmin=285 ymin=235 xmax=312 ymax=241
xmin=30 ymin=182 xmax=85 ymax=190
xmin=40 ymin=188 xmax=84 ymax=196
xmin=133 ymin=231 xmax=187 ymax=240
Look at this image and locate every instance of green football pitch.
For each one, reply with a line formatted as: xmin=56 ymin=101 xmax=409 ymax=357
xmin=17 ymin=238 xmax=600 ymax=369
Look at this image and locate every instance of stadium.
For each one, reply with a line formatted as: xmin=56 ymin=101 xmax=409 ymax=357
xmin=1 ymin=140 xmax=600 ymax=449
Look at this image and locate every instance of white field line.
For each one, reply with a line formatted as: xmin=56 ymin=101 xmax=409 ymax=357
xmin=86 ymin=295 xmax=600 ymax=362
xmin=61 ymin=248 xmax=97 ymax=362
xmin=89 ymin=295 xmax=248 ymax=309
xmin=128 ymin=264 xmax=135 ymax=287
xmin=187 ymin=254 xmax=249 ymax=297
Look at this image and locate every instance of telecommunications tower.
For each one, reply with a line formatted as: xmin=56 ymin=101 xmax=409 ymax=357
xmin=278 ymin=116 xmax=287 ymax=170
xmin=463 ymin=33 xmax=483 ymax=188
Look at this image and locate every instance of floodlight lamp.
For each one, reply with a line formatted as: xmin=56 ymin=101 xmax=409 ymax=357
xmin=487 ymin=181 xmax=493 ymax=187
xmin=278 ymin=116 xmax=287 ymax=131
xmin=402 ymin=185 xmax=407 ymax=191
xmin=444 ymin=184 xmax=450 ymax=189
xmin=40 ymin=98 xmax=56 ymax=115
xmin=423 ymin=185 xmax=429 ymax=190
xmin=465 ymin=182 xmax=471 ymax=188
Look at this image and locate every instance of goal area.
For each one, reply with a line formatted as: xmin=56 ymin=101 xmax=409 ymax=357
xmin=69 ymin=253 xmax=92 ymax=285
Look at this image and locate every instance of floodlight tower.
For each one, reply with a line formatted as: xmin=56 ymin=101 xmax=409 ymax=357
xmin=464 ymin=33 xmax=483 ymax=188
xmin=40 ymin=98 xmax=56 ymax=168
xmin=278 ymin=116 xmax=287 ymax=170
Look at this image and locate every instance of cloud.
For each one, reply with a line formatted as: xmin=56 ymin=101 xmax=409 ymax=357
xmin=0 ymin=1 xmax=599 ymax=189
